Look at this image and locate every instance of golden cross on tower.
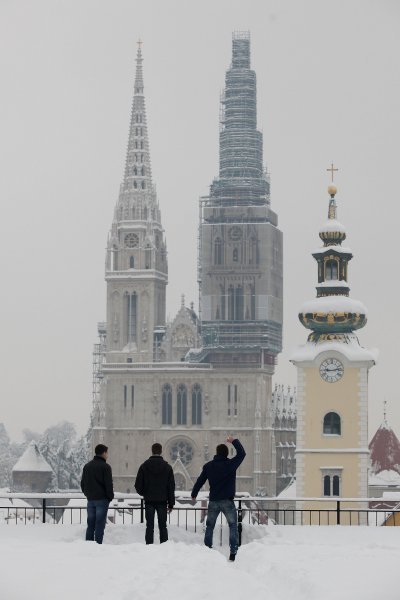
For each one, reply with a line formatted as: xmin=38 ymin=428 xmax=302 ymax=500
xmin=326 ymin=162 xmax=338 ymax=183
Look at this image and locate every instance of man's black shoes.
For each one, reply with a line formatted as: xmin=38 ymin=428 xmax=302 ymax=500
xmin=229 ymin=553 xmax=236 ymax=562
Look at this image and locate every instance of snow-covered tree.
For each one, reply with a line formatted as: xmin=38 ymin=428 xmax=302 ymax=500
xmin=0 ymin=423 xmax=12 ymax=488
xmin=37 ymin=421 xmax=90 ymax=490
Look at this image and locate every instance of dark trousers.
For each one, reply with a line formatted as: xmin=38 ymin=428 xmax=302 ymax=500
xmin=145 ymin=502 xmax=168 ymax=544
xmin=86 ymin=499 xmax=109 ymax=544
xmin=204 ymin=499 xmax=238 ymax=555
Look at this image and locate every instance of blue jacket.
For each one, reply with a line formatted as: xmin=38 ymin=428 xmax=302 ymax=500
xmin=191 ymin=439 xmax=246 ymax=501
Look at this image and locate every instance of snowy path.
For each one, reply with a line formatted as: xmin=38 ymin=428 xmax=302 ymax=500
xmin=0 ymin=524 xmax=399 ymax=600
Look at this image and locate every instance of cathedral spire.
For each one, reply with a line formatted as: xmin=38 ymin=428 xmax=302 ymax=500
xmin=134 ymin=41 xmax=144 ymax=95
xmin=122 ymin=41 xmax=153 ymax=195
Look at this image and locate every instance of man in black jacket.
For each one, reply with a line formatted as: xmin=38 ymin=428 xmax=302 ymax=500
xmin=135 ymin=443 xmax=175 ymax=544
xmin=191 ymin=436 xmax=245 ymax=561
xmin=81 ymin=444 xmax=114 ymax=544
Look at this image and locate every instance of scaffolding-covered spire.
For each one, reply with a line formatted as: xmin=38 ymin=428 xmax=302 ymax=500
xmin=211 ymin=31 xmax=269 ymax=205
xmin=121 ymin=40 xmax=153 ymax=195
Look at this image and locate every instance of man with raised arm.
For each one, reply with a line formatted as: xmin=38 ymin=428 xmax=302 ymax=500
xmin=191 ymin=436 xmax=246 ymax=561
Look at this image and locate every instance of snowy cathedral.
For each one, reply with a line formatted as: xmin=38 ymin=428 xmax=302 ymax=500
xmin=91 ymin=33 xmax=297 ymax=495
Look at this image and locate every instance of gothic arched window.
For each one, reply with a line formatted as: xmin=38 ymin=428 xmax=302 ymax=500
xmin=134 ymin=181 xmax=137 ymax=189
xmin=177 ymin=384 xmax=187 ymax=425
xmin=133 ymin=167 xmax=137 ymax=176
xmin=192 ymin=384 xmax=202 ymax=425
xmin=325 ymin=259 xmax=338 ymax=280
xmin=233 ymin=247 xmax=239 ymax=262
xmin=235 ymin=285 xmax=244 ymax=320
xmin=214 ymin=238 xmax=223 ymax=265
xmin=142 ymin=181 xmax=146 ymax=189
xmin=141 ymin=166 xmax=145 ymax=176
xmin=162 ymin=384 xmax=172 ymax=425
xmin=126 ymin=292 xmax=137 ymax=343
xmin=129 ymin=256 xmax=135 ymax=269
xmin=323 ymin=412 xmax=341 ymax=435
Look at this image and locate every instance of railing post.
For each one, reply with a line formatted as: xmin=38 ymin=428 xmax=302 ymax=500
xmin=336 ymin=500 xmax=341 ymax=525
xmin=42 ymin=497 xmax=46 ymax=524
xmin=140 ymin=498 xmax=144 ymax=523
xmin=238 ymin=500 xmax=242 ymax=547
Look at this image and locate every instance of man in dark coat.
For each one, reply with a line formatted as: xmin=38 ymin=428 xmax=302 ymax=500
xmin=191 ymin=436 xmax=245 ymax=561
xmin=81 ymin=444 xmax=114 ymax=544
xmin=135 ymin=443 xmax=175 ymax=544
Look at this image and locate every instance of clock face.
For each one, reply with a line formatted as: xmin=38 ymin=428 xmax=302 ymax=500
xmin=124 ymin=233 xmax=139 ymax=248
xmin=319 ymin=358 xmax=344 ymax=383
xmin=228 ymin=226 xmax=242 ymax=241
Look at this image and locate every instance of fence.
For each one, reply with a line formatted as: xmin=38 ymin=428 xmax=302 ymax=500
xmin=1 ymin=493 xmax=400 ymax=541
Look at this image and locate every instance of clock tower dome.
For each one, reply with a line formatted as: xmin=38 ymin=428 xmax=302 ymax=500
xmin=291 ymin=178 xmax=377 ymax=523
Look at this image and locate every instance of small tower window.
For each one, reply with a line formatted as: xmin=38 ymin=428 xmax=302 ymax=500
xmin=323 ymin=475 xmax=330 ymax=496
xmin=129 ymin=256 xmax=135 ymax=269
xmin=323 ymin=412 xmax=341 ymax=435
xmin=325 ymin=259 xmax=338 ymax=280
xmin=141 ymin=141 xmax=144 ymax=149
xmin=322 ymin=469 xmax=342 ymax=497
xmin=142 ymin=181 xmax=146 ymax=189
xmin=141 ymin=166 xmax=145 ymax=176
xmin=133 ymin=167 xmax=137 ymax=176
xmin=233 ymin=247 xmax=239 ymax=262
xmin=134 ymin=181 xmax=137 ymax=189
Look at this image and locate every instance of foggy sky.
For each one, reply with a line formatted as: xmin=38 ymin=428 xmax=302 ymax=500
xmin=1 ymin=0 xmax=399 ymax=441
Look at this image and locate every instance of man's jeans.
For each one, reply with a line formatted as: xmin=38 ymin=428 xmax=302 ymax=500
xmin=145 ymin=502 xmax=168 ymax=544
xmin=204 ymin=499 xmax=238 ymax=555
xmin=86 ymin=499 xmax=110 ymax=544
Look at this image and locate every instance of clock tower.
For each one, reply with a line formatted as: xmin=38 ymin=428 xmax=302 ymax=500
xmin=291 ymin=181 xmax=377 ymax=523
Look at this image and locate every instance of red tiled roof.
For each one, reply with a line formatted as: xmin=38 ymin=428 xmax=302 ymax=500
xmin=369 ymin=422 xmax=400 ymax=475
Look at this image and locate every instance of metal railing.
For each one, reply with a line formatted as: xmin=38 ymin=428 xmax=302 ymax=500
xmin=2 ymin=493 xmax=400 ymax=537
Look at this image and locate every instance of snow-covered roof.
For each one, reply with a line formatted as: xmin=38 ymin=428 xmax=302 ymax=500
xmin=316 ymin=280 xmax=349 ymax=288
xmin=312 ymin=244 xmax=353 ymax=255
xmin=300 ymin=295 xmax=367 ymax=315
xmin=369 ymin=421 xmax=400 ymax=476
xmin=277 ymin=478 xmax=296 ymax=499
xmin=290 ymin=335 xmax=378 ymax=364
xmin=319 ymin=218 xmax=346 ymax=234
xmin=369 ymin=470 xmax=400 ymax=487
xmin=12 ymin=442 xmax=54 ymax=473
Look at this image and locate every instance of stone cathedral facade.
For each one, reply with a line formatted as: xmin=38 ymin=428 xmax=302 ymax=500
xmin=92 ymin=33 xmax=283 ymax=495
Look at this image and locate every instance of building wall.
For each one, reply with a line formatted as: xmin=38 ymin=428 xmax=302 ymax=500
xmin=295 ymin=353 xmax=370 ymax=524
xmin=92 ymin=366 xmax=277 ymax=495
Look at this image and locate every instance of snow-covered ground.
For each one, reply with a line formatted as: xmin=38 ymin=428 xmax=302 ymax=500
xmin=0 ymin=523 xmax=399 ymax=600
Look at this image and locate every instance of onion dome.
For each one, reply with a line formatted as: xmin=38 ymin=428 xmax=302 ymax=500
xmin=298 ymin=183 xmax=367 ymax=338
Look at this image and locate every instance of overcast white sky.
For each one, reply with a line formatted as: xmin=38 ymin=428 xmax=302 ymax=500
xmin=0 ymin=0 xmax=399 ymax=441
